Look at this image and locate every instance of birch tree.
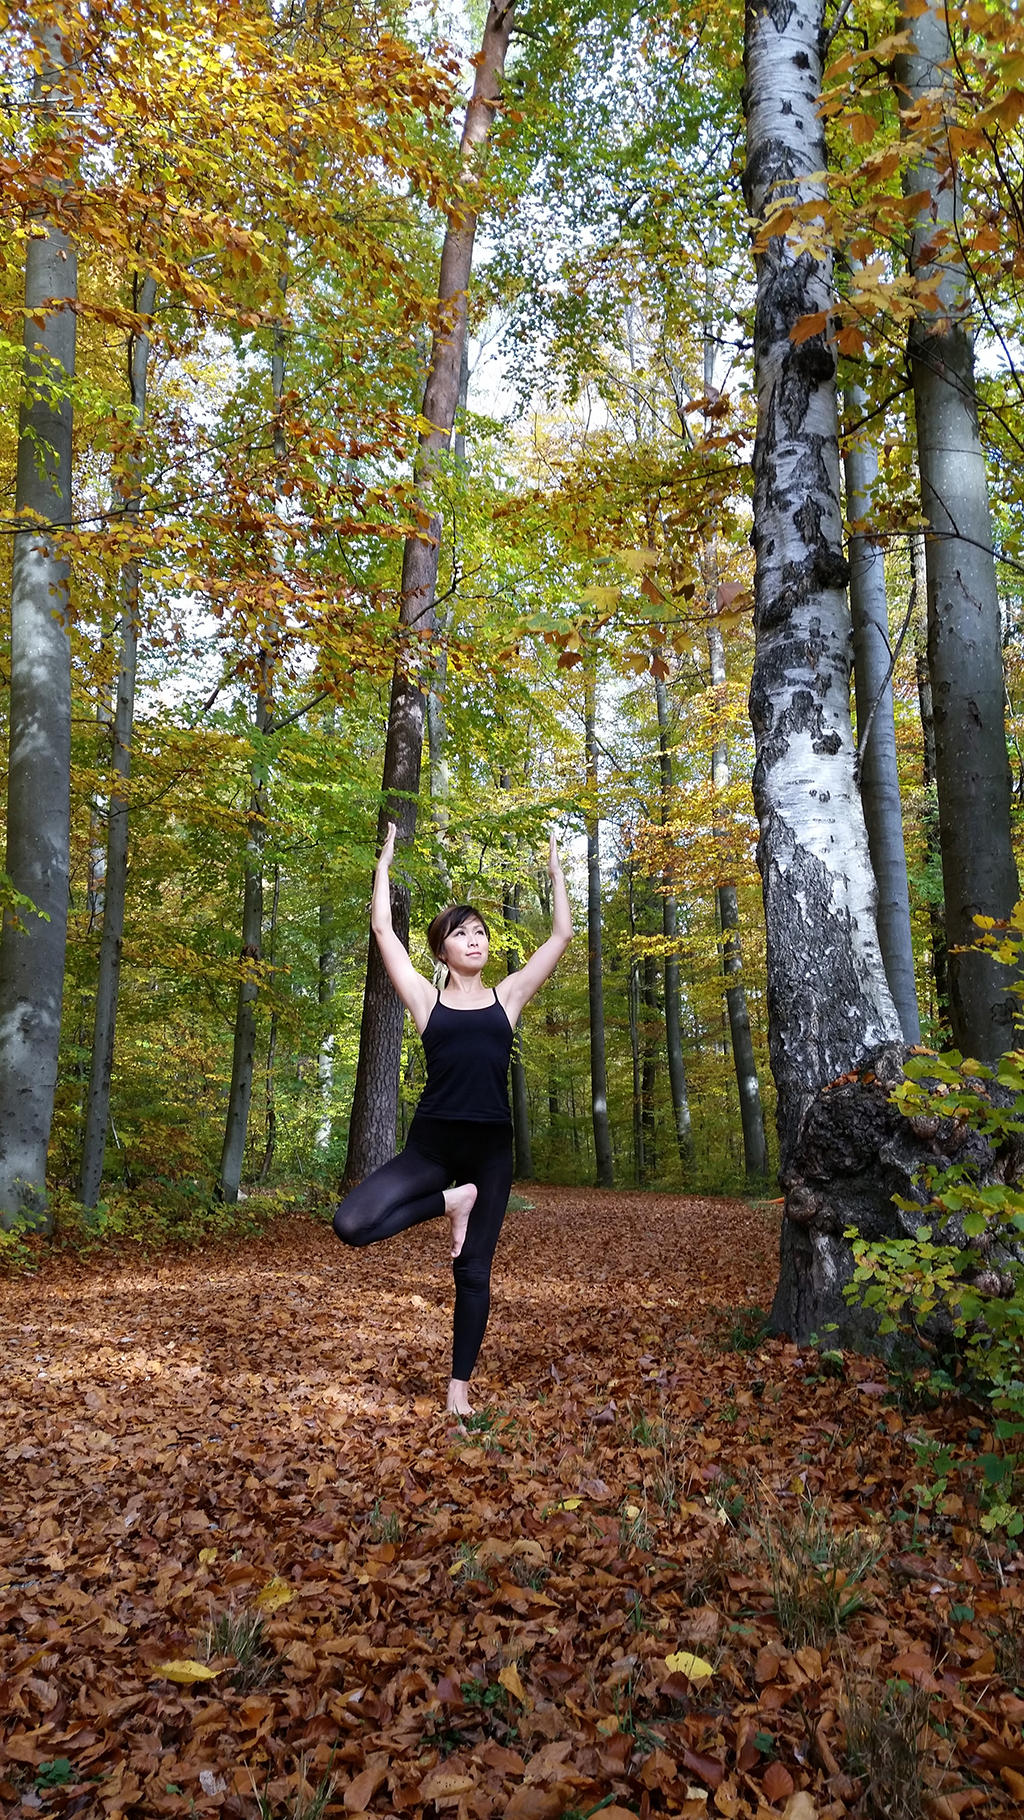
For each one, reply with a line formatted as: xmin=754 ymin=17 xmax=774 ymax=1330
xmin=343 ymin=0 xmax=516 ymax=1186
xmin=744 ymin=0 xmax=906 ymax=1338
xmin=0 ymin=9 xmax=79 ymax=1229
xmin=896 ymin=0 xmax=1018 ymax=1062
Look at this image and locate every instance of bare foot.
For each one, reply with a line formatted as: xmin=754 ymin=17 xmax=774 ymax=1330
xmin=444 ymin=1182 xmax=477 ymax=1259
xmin=446 ymin=1378 xmax=473 ymax=1417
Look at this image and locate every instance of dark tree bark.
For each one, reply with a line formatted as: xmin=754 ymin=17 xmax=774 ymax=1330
xmin=897 ymin=1 xmax=1018 ymax=1061
xmin=0 ymin=13 xmax=78 ymax=1229
xmin=343 ymin=1 xmax=516 ymax=1188
xmin=79 ymin=274 xmax=157 ymax=1207
xmin=913 ymin=531 xmax=950 ymax=1035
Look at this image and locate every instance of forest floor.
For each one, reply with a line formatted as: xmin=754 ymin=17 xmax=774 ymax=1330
xmin=2 ymin=1185 xmax=1023 ymax=1820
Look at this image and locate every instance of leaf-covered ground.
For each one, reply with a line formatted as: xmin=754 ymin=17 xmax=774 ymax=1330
xmin=2 ymin=1187 xmax=1023 ymax=1819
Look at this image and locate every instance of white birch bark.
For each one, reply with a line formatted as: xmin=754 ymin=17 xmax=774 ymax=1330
xmin=745 ymin=0 xmax=907 ymax=1341
xmin=744 ymin=0 xmax=901 ymax=1172
xmin=896 ymin=2 xmax=1018 ymax=1062
xmin=0 ymin=14 xmax=78 ymax=1229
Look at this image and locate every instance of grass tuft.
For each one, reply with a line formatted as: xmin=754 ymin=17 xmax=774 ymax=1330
xmin=760 ymin=1498 xmax=883 ymax=1647
xmin=843 ymin=1677 xmax=931 ymax=1820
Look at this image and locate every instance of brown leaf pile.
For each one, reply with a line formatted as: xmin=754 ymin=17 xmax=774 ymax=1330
xmin=2 ymin=1186 xmax=1023 ymax=1819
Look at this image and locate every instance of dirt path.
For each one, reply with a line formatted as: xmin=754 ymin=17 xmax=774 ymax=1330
xmin=1 ymin=1190 xmax=1020 ymax=1817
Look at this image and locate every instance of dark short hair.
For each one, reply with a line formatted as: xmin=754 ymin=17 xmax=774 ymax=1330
xmin=426 ymin=903 xmax=490 ymax=962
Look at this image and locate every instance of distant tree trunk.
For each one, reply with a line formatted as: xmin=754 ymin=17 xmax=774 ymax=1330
xmin=343 ymin=0 xmax=516 ymax=1188
xmin=257 ymin=863 xmax=281 ymax=1184
xmin=913 ymin=531 xmax=950 ymax=1034
xmin=653 ymin=674 xmax=693 ymax=1167
xmin=745 ymin=0 xmax=907 ymax=1341
xmin=641 ymin=951 xmax=658 ymax=1184
xmin=0 ymin=15 xmax=78 ymax=1230
xmin=219 ymin=264 xmax=290 ymax=1205
xmin=315 ymin=894 xmax=336 ymax=1152
xmin=844 ymin=385 xmax=921 ymax=1044
xmin=79 ymin=275 xmax=158 ymax=1208
xmin=897 ymin=2 xmax=1018 ymax=1061
xmin=502 ymin=874 xmax=534 ymax=1179
xmin=218 ymin=677 xmax=271 ymax=1203
xmin=706 ymin=615 xmax=768 ymax=1181
xmin=584 ymin=655 xmax=614 ymax=1187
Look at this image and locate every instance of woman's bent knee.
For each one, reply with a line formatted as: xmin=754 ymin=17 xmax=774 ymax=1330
xmin=333 ymin=1204 xmax=371 ymax=1246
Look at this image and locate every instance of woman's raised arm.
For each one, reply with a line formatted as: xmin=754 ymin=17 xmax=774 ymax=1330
xmin=497 ymin=832 xmax=573 ymax=1026
xmin=371 ymin=822 xmax=436 ymax=1033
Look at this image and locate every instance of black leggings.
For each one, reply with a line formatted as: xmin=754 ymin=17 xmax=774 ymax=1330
xmin=333 ymin=1115 xmax=514 ymax=1381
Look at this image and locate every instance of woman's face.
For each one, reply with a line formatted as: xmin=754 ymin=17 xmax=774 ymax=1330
xmin=442 ymin=917 xmax=489 ymax=971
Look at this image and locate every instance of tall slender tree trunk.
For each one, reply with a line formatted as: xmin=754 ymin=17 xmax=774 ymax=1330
xmin=315 ymin=893 xmax=336 ymax=1152
xmin=744 ymin=0 xmax=905 ymax=1341
xmin=706 ymin=614 xmax=768 ymax=1181
xmin=653 ymin=674 xmax=693 ymax=1167
xmin=641 ymin=951 xmax=658 ymax=1185
xmin=844 ymin=384 xmax=921 ymax=1043
xmin=218 ymin=680 xmax=271 ymax=1202
xmin=343 ymin=1 xmax=516 ymax=1188
xmin=584 ymin=656 xmax=614 ymax=1187
xmin=502 ymin=872 xmax=534 ymax=1180
xmin=913 ymin=530 xmax=950 ymax=1033
xmin=219 ymin=266 xmax=289 ymax=1203
xmin=897 ymin=2 xmax=1018 ymax=1061
xmin=79 ymin=275 xmax=158 ymax=1207
xmin=257 ymin=864 xmax=281 ymax=1183
xmin=0 ymin=14 xmax=78 ymax=1229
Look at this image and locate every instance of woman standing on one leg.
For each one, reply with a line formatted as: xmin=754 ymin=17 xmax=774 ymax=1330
xmin=334 ymin=822 xmax=573 ymax=1415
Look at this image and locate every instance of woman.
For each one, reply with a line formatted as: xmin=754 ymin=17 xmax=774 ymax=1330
xmin=334 ymin=821 xmax=572 ymax=1415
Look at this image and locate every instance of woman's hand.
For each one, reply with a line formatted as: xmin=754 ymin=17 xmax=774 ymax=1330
xmin=378 ymin=820 xmax=398 ymax=870
xmin=548 ymin=830 xmax=564 ymax=878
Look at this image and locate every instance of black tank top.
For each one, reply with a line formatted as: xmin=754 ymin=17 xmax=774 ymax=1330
xmin=415 ymin=990 xmax=514 ymax=1123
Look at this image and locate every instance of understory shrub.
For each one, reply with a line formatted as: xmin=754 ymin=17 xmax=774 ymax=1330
xmin=844 ymin=1046 xmax=1024 ymax=1538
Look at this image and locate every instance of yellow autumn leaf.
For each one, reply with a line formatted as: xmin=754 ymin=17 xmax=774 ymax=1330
xmin=198 ymin=1546 xmax=218 ymax=1564
xmin=664 ymin=1650 xmax=715 ymax=1682
xmin=556 ymin=1496 xmax=583 ymax=1510
xmin=498 ymin=1662 xmax=526 ymax=1704
xmin=255 ymin=1575 xmax=293 ymax=1612
xmin=151 ymin=1659 xmax=221 ymax=1684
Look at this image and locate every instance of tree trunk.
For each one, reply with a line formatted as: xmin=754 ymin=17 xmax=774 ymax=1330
xmin=257 ymin=863 xmax=281 ymax=1184
xmin=0 ymin=14 xmax=78 ymax=1230
xmin=744 ymin=0 xmax=905 ymax=1340
xmin=218 ymin=683 xmax=270 ymax=1203
xmin=913 ymin=530 xmax=950 ymax=1034
xmin=342 ymin=0 xmax=516 ymax=1188
xmin=315 ymin=894 xmax=336 ymax=1152
xmin=653 ymin=674 xmax=693 ymax=1166
xmin=79 ymin=274 xmax=158 ymax=1207
xmin=706 ymin=617 xmax=768 ymax=1181
xmin=218 ymin=265 xmax=289 ymax=1204
xmin=844 ymin=382 xmax=921 ymax=1044
xmin=641 ymin=951 xmax=659 ymax=1185
xmin=897 ymin=2 xmax=1018 ymax=1062
xmin=502 ymin=876 xmax=534 ymax=1180
xmin=584 ymin=656 xmax=614 ymax=1187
